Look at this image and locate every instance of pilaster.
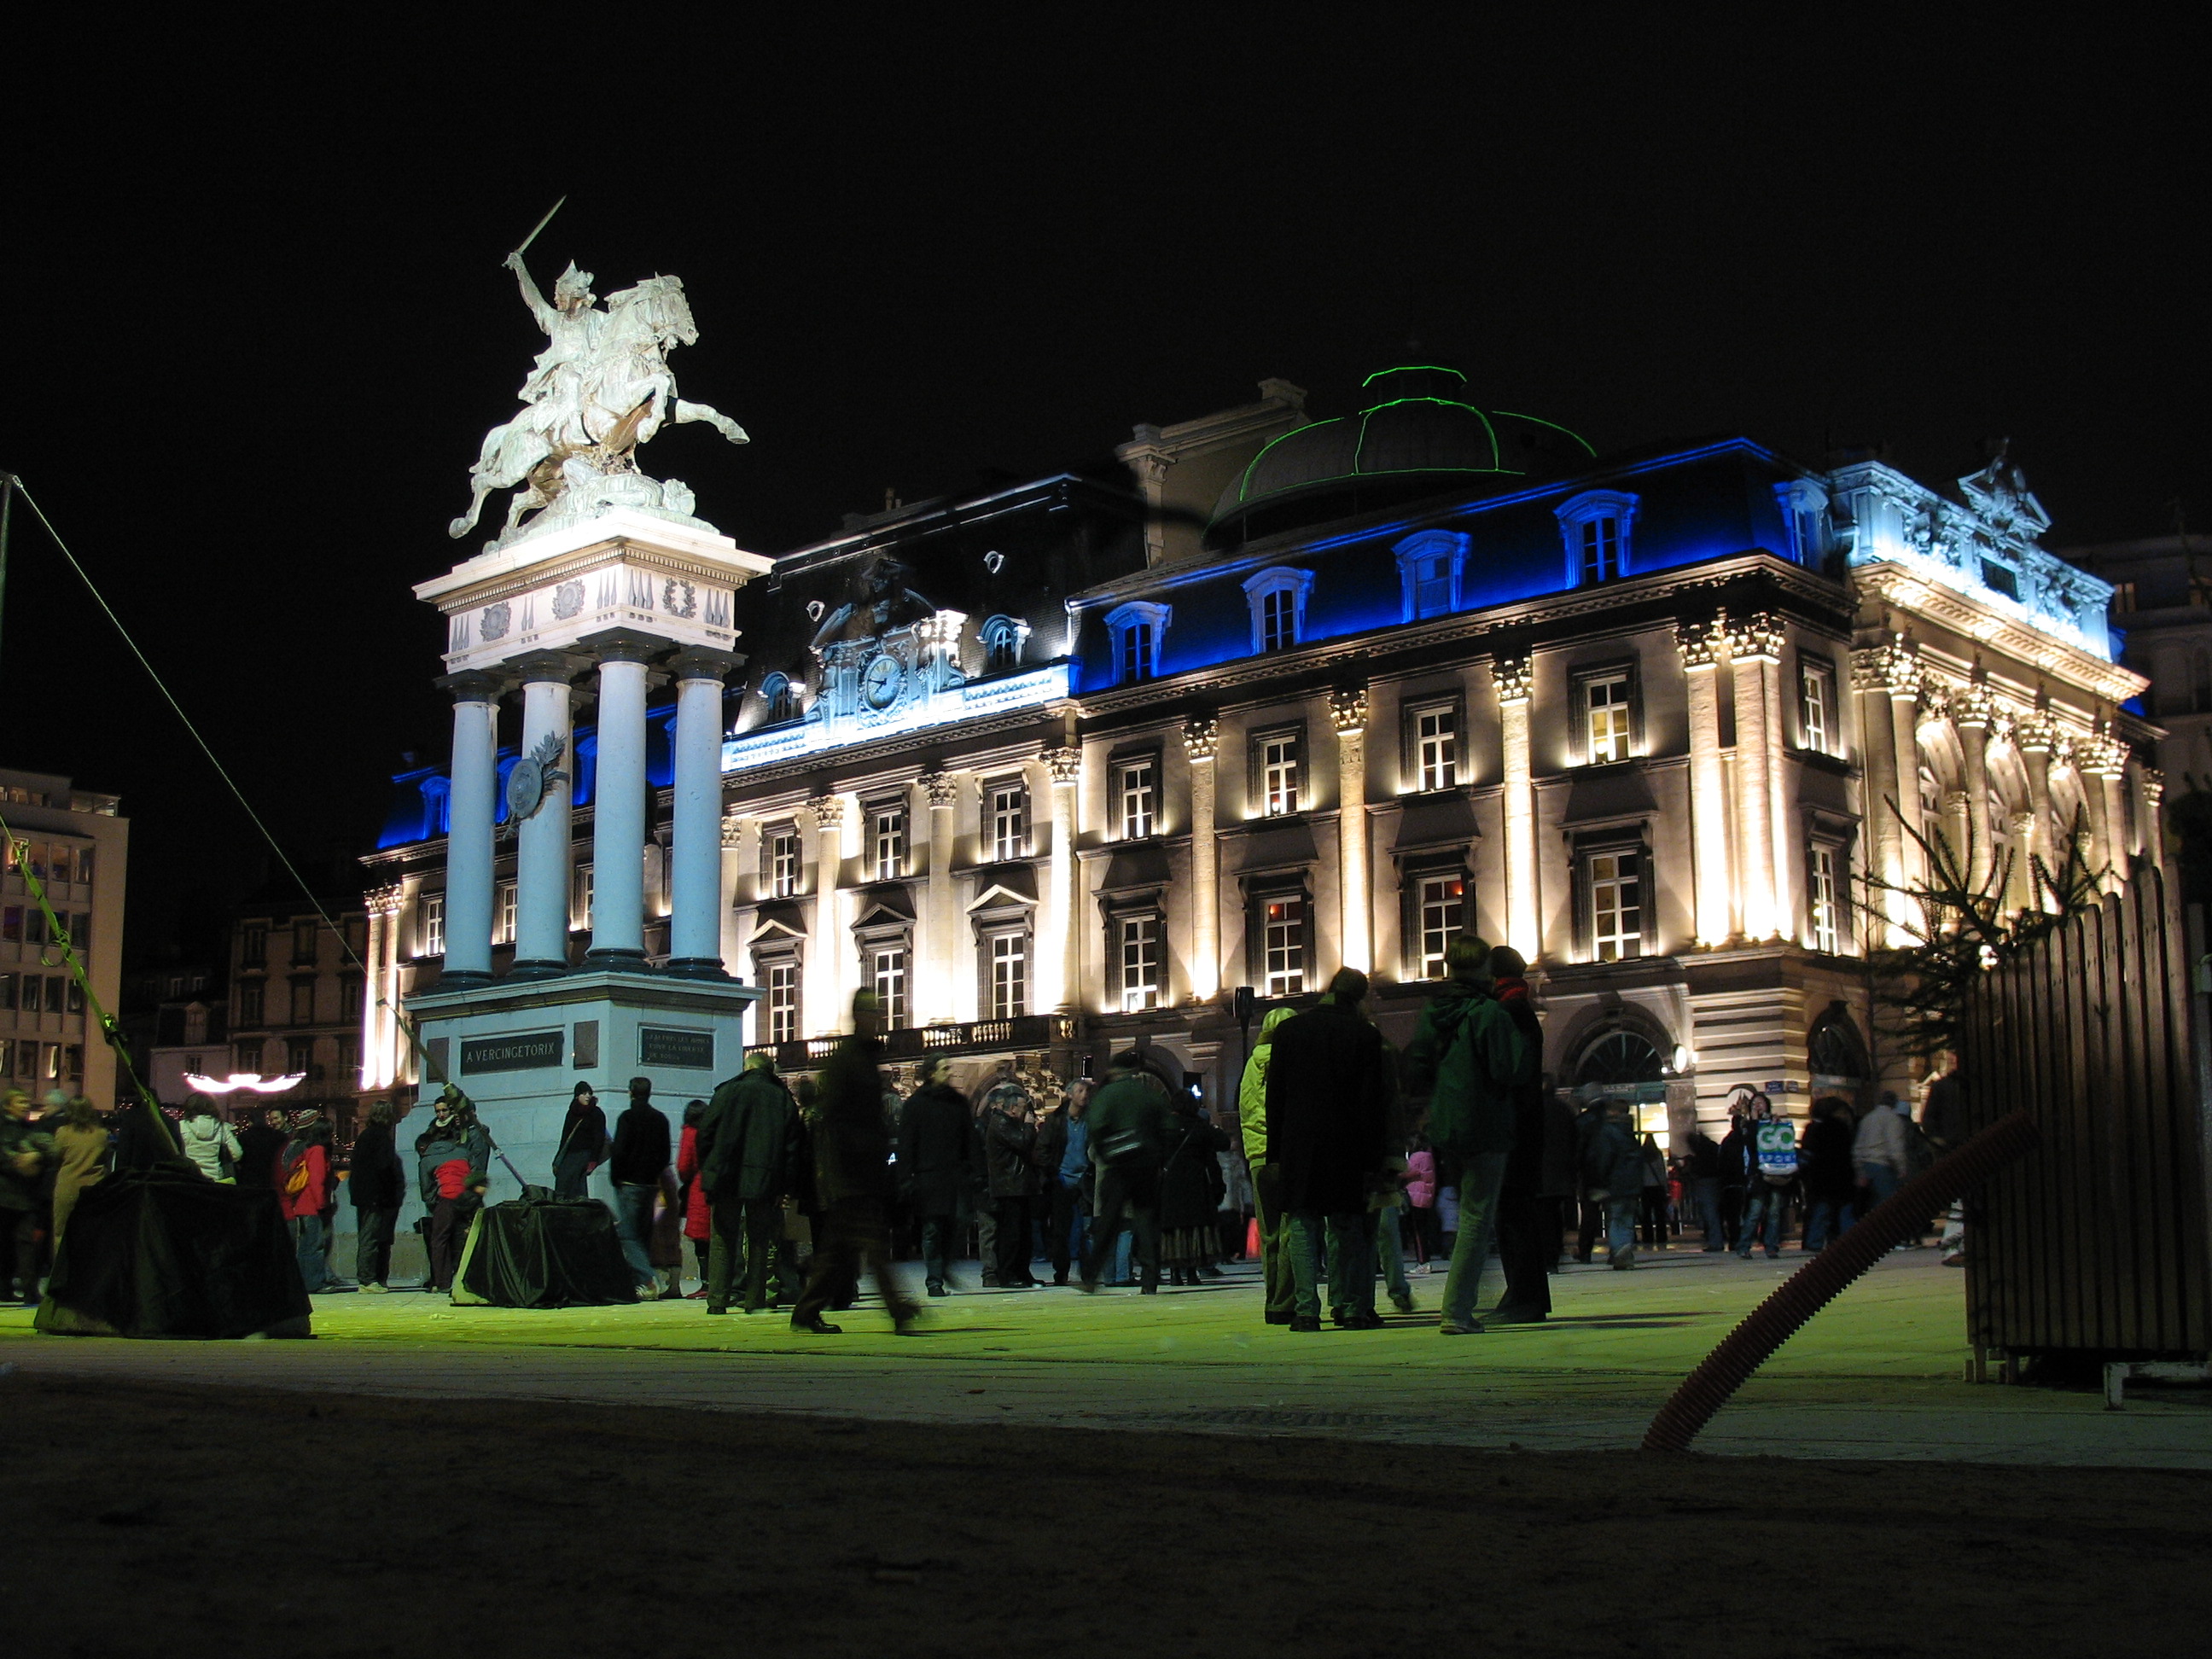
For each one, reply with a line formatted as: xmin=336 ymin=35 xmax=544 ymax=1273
xmin=920 ymin=771 xmax=962 ymax=1023
xmin=1676 ymin=617 xmax=1732 ymax=945
xmin=1330 ymin=687 xmax=1371 ymax=974
xmin=1184 ymin=716 xmax=1220 ymax=1000
xmin=1042 ymin=745 xmax=1082 ymax=1012
xmin=806 ymin=793 xmax=847 ymax=1034
xmin=1490 ymin=652 xmax=1538 ymax=957
xmin=1725 ymin=615 xmax=1780 ymax=940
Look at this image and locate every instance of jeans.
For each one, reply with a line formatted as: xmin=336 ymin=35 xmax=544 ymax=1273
xmin=613 ymin=1183 xmax=658 ymax=1288
xmin=1605 ymin=1196 xmax=1639 ymax=1260
xmin=1441 ymin=1151 xmax=1510 ymax=1329
xmin=1692 ymin=1177 xmax=1725 ymax=1249
xmin=918 ymin=1214 xmax=958 ymax=1290
xmin=290 ymin=1213 xmax=329 ymax=1290
xmin=1857 ymin=1162 xmax=1901 ymax=1211
xmin=353 ymin=1208 xmax=396 ymax=1286
xmin=1289 ymin=1209 xmax=1371 ymax=1322
xmin=1083 ymin=1166 xmax=1160 ymax=1289
xmin=1803 ymin=1197 xmax=1854 ymax=1252
xmin=1252 ymin=1163 xmax=1295 ymax=1317
xmin=1372 ymin=1208 xmax=1409 ymax=1302
xmin=1738 ymin=1186 xmax=1789 ymax=1256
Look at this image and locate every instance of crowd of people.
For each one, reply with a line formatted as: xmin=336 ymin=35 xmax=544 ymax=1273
xmin=0 ymin=944 xmax=1967 ymax=1318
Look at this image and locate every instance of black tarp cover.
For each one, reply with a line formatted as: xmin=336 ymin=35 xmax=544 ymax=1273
xmin=451 ymin=1197 xmax=636 ymax=1308
xmin=34 ymin=1165 xmax=312 ymax=1339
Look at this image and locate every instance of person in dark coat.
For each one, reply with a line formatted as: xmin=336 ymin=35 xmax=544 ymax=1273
xmin=1160 ymin=1099 xmax=1230 ymax=1287
xmin=1079 ymin=1051 xmax=1173 ymax=1294
xmin=235 ymin=1107 xmax=287 ymax=1192
xmin=1799 ymin=1096 xmax=1860 ymax=1252
xmin=789 ymin=992 xmax=918 ymax=1334
xmin=551 ymin=1080 xmax=608 ymax=1199
xmin=608 ymin=1078 xmax=671 ymax=1297
xmin=1485 ymin=946 xmax=1553 ymax=1324
xmin=1266 ymin=968 xmax=1395 ymax=1331
xmin=699 ymin=1053 xmax=801 ymax=1314
xmin=1716 ymin=1103 xmax=1753 ymax=1252
xmin=898 ymin=1056 xmax=975 ymax=1298
xmin=1031 ymin=1093 xmax=1074 ymax=1284
xmin=980 ymin=1080 xmax=1040 ymax=1288
xmin=347 ymin=1102 xmax=406 ymax=1291
xmin=1581 ymin=1101 xmax=1645 ymax=1267
xmin=1681 ymin=1123 xmax=1726 ymax=1249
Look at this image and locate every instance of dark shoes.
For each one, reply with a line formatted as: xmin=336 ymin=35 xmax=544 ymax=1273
xmin=704 ymin=1305 xmax=729 ymax=1317
xmin=926 ymin=1282 xmax=949 ymax=1298
xmin=1334 ymin=1312 xmax=1386 ymax=1330
xmin=1263 ymin=1309 xmax=1294 ymax=1325
xmin=1289 ymin=1316 xmax=1322 ymax=1332
xmin=1388 ymin=1290 xmax=1416 ymax=1314
xmin=1076 ymin=1278 xmax=1101 ymax=1294
xmin=1484 ymin=1304 xmax=1548 ymax=1325
xmin=790 ymin=1316 xmax=842 ymax=1334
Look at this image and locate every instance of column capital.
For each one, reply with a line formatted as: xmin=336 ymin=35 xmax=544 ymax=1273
xmin=720 ymin=813 xmax=747 ymax=848
xmin=1490 ymin=651 xmax=1533 ymax=705
xmin=1329 ymin=686 xmax=1370 ymax=735
xmin=2143 ymin=767 xmax=2166 ymax=806
xmin=2015 ymin=713 xmax=2060 ymax=754
xmin=578 ymin=626 xmax=667 ymax=667
xmin=1674 ymin=614 xmax=1726 ymax=670
xmin=1182 ymin=714 xmax=1220 ymax=762
xmin=1724 ymin=611 xmax=1784 ymax=662
xmin=1952 ymin=679 xmax=1995 ymax=731
xmin=918 ymin=771 xmax=962 ymax=806
xmin=1040 ymin=745 xmax=1082 ymax=785
xmin=512 ymin=649 xmax=591 ymax=687
xmin=806 ymin=793 xmax=847 ymax=831
xmin=435 ymin=669 xmax=507 ymax=704
xmin=365 ymin=883 xmax=405 ymax=918
xmin=667 ymin=646 xmax=742 ymax=684
xmin=2079 ymin=732 xmax=2128 ymax=777
xmin=1850 ymin=634 xmax=1919 ymax=696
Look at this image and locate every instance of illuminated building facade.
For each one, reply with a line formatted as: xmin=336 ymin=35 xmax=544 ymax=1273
xmin=363 ymin=373 xmax=2158 ymax=1139
xmin=0 ymin=768 xmax=127 ymax=1104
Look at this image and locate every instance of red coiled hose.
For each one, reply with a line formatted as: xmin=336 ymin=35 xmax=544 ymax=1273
xmin=1640 ymin=1109 xmax=2038 ymax=1453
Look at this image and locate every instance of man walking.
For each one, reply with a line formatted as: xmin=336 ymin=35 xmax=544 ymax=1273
xmin=790 ymin=992 xmax=918 ymax=1334
xmin=700 ymin=1052 xmax=800 ymax=1314
xmin=1268 ymin=968 xmax=1397 ymax=1333
xmin=896 ymin=1055 xmax=971 ymax=1299
xmin=1403 ymin=940 xmax=1531 ymax=1335
xmin=1079 ymin=1051 xmax=1172 ymax=1294
xmin=608 ymin=1077 xmax=671 ymax=1300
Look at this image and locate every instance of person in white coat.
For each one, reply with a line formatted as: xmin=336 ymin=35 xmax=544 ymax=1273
xmin=178 ymin=1098 xmax=242 ymax=1183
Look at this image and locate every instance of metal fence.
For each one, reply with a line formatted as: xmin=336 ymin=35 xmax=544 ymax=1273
xmin=1959 ymin=864 xmax=2211 ymax=1359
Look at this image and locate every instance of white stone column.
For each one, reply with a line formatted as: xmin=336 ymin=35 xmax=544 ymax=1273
xmin=1761 ymin=624 xmax=1792 ymax=934
xmin=1183 ymin=717 xmax=1220 ymax=1000
xmin=383 ymin=888 xmax=407 ymax=1084
xmin=2018 ymin=718 xmax=2057 ymax=911
xmin=1491 ymin=653 xmax=1539 ymax=957
xmin=666 ymin=649 xmax=737 ymax=976
xmin=1042 ymin=746 xmax=1082 ymax=1012
xmin=806 ymin=794 xmax=846 ymax=1033
xmin=1955 ymin=686 xmax=1994 ymax=893
xmin=362 ymin=887 xmax=399 ymax=1087
xmin=2142 ymin=768 xmax=2167 ymax=869
xmin=1330 ymin=688 xmax=1371 ymax=974
xmin=582 ymin=632 xmax=659 ymax=969
xmin=509 ymin=653 xmax=583 ymax=978
xmin=1677 ymin=619 xmax=1732 ymax=945
xmin=1726 ymin=617 xmax=1779 ymax=940
xmin=438 ymin=670 xmax=502 ymax=985
xmin=2084 ymin=732 xmax=2128 ymax=886
xmin=1853 ymin=636 xmax=1919 ymax=944
xmin=920 ymin=772 xmax=961 ymax=1023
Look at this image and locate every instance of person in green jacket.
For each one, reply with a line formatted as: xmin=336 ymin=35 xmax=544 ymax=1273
xmin=1402 ymin=936 xmax=1533 ymax=1336
xmin=698 ymin=1051 xmax=802 ymax=1315
xmin=1236 ymin=1005 xmax=1299 ymax=1324
xmin=1079 ymin=1051 xmax=1173 ymax=1294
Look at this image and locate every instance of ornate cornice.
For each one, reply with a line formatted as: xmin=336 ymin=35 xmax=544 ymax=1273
xmin=1849 ymin=634 xmax=1919 ymax=696
xmin=1951 ymin=678 xmax=1995 ymax=730
xmin=2078 ymin=732 xmax=2128 ymax=777
xmin=1852 ymin=559 xmax=2145 ymax=705
xmin=720 ymin=815 xmax=746 ymax=849
xmin=365 ymin=883 xmax=405 ymax=918
xmin=806 ymin=794 xmax=847 ymax=830
xmin=2143 ymin=768 xmax=2166 ymax=806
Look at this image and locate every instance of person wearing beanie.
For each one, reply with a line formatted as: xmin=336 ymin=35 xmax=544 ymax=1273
xmin=1403 ymin=935 xmax=1533 ymax=1335
xmin=551 ymin=1080 xmax=608 ymax=1200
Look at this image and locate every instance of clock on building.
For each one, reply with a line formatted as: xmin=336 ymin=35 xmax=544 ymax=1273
xmin=861 ymin=653 xmax=906 ymax=709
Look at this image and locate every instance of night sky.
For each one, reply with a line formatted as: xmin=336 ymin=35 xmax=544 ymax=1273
xmin=5 ymin=16 xmax=2203 ymax=964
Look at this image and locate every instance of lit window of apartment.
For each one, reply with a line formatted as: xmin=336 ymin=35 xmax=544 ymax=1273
xmin=766 ymin=827 xmax=800 ymax=898
xmin=1589 ymin=851 xmax=1642 ymax=962
xmin=1117 ymin=757 xmax=1156 ymax=840
xmin=870 ymin=945 xmax=909 ymax=1026
xmin=1259 ymin=731 xmax=1301 ymax=818
xmin=1799 ymin=655 xmax=1837 ymax=755
xmin=1413 ymin=873 xmax=1465 ymax=980
xmin=987 ymin=932 xmax=1027 ymax=1020
xmin=420 ymin=894 xmax=445 ymax=957
xmin=765 ymin=959 xmax=800 ymax=1044
xmin=1242 ymin=568 xmax=1316 ymax=655
xmin=1118 ymin=915 xmax=1161 ymax=1012
xmin=573 ymin=866 xmax=593 ymax=930
xmin=1411 ymin=704 xmax=1458 ymax=792
xmin=1808 ymin=844 xmax=1842 ymax=955
xmin=989 ymin=783 xmax=1027 ymax=862
xmin=1556 ymin=490 xmax=1639 ymax=588
xmin=1583 ymin=672 xmax=1633 ymax=765
xmin=870 ymin=806 xmax=907 ymax=881
xmin=497 ymin=880 xmax=518 ymax=945
xmin=1260 ymin=893 xmax=1307 ymax=997
xmin=1106 ymin=602 xmax=1169 ymax=684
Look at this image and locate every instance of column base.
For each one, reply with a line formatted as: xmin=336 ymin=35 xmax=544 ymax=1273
xmin=662 ymin=957 xmax=732 ymax=981
xmin=504 ymin=958 xmax=571 ymax=981
xmin=582 ymin=947 xmax=651 ymax=971
xmin=434 ymin=968 xmax=497 ymax=990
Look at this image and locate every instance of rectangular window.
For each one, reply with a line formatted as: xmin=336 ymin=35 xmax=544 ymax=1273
xmin=1584 ymin=672 xmax=1633 ymax=765
xmin=1119 ymin=915 xmax=1161 ymax=1012
xmin=0 ymin=908 xmax=16 ymax=943
xmin=0 ymin=975 xmax=14 ymax=1011
xmin=292 ymin=920 xmax=317 ymax=964
xmin=1414 ymin=873 xmax=1465 ymax=980
xmin=341 ymin=977 xmax=364 ymax=1020
xmin=1260 ymin=587 xmax=1297 ymax=652
xmin=291 ymin=981 xmax=315 ymax=1025
xmin=236 ymin=1041 xmax=260 ymax=1075
xmin=1260 ymin=733 xmax=1301 ymax=818
xmin=1414 ymin=553 xmax=1453 ymax=617
xmin=988 ymin=933 xmax=1027 ymax=1020
xmin=339 ymin=1034 xmax=361 ymax=1082
xmin=573 ymin=866 xmax=593 ymax=928
xmin=1117 ymin=758 xmax=1156 ymax=840
xmin=18 ymin=975 xmax=40 ymax=1014
xmin=871 ymin=806 xmax=906 ymax=881
xmin=420 ymin=894 xmax=445 ymax=958
xmin=241 ymin=924 xmax=267 ymax=969
xmin=1121 ymin=621 xmax=1153 ymax=683
xmin=1809 ymin=845 xmax=1842 ymax=955
xmin=768 ymin=829 xmax=800 ymax=898
xmin=1800 ymin=659 xmax=1836 ymax=755
xmin=64 ymin=978 xmax=84 ymax=1016
xmin=1590 ymin=851 xmax=1642 ymax=962
xmin=1261 ymin=894 xmax=1306 ymax=997
xmin=1414 ymin=705 xmax=1458 ymax=792
xmin=497 ymin=880 xmax=518 ymax=945
xmin=765 ymin=960 xmax=800 ymax=1044
xmin=287 ymin=1037 xmax=314 ymax=1078
xmin=238 ymin=982 xmax=265 ymax=1026
xmin=1581 ymin=516 xmax=1621 ymax=584
xmin=989 ymin=784 xmax=1027 ymax=862
xmin=74 ymin=846 xmax=95 ymax=885
xmin=870 ymin=946 xmax=909 ymax=1027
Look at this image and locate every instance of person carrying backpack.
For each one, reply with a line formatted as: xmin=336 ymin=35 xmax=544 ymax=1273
xmin=1737 ymin=1093 xmax=1794 ymax=1259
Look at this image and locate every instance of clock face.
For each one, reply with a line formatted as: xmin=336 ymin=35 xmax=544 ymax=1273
xmin=862 ymin=655 xmax=905 ymax=709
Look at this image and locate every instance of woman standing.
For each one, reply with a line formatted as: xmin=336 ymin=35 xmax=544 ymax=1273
xmin=177 ymin=1098 xmax=242 ymax=1183
xmin=348 ymin=1103 xmax=405 ymax=1292
xmin=1159 ymin=1098 xmax=1228 ymax=1287
xmin=551 ymin=1080 xmax=607 ymax=1200
xmin=674 ymin=1099 xmax=713 ymax=1296
xmin=48 ymin=1097 xmax=111 ymax=1244
xmin=278 ymin=1112 xmax=337 ymax=1292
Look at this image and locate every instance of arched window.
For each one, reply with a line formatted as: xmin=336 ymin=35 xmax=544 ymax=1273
xmin=1556 ymin=490 xmax=1640 ymax=587
xmin=980 ymin=614 xmax=1029 ymax=676
xmin=760 ymin=672 xmax=800 ymax=724
xmin=1807 ymin=1005 xmax=1870 ymax=1091
xmin=1575 ymin=1028 xmax=1663 ymax=1088
xmin=1241 ymin=567 xmax=1316 ymax=655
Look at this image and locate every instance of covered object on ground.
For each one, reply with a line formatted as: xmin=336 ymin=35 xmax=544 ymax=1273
xmin=452 ymin=1198 xmax=636 ymax=1308
xmin=34 ymin=1165 xmax=311 ymax=1339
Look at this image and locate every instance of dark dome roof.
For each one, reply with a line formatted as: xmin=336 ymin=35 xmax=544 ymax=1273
xmin=1209 ymin=365 xmax=1592 ymax=547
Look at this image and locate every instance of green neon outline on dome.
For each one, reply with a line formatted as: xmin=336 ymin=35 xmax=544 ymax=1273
xmin=1492 ymin=410 xmax=1598 ymax=457
xmin=1358 ymin=396 xmax=1500 ymax=474
xmin=1360 ymin=364 xmax=1468 ymax=387
xmin=1238 ymin=416 xmax=1347 ymax=503
xmin=1220 ymin=461 xmax=1529 ymax=521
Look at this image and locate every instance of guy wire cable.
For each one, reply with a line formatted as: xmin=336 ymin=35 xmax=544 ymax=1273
xmin=9 ymin=481 xmax=461 ymax=1097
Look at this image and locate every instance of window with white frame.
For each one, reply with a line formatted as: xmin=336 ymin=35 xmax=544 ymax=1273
xmin=870 ymin=804 xmax=907 ymax=881
xmin=1773 ymin=479 xmax=1830 ymax=566
xmin=987 ymin=931 xmax=1027 ymax=1020
xmin=760 ymin=672 xmax=801 ymax=724
xmin=1410 ymin=702 xmax=1459 ymax=792
xmin=763 ymin=958 xmax=800 ymax=1044
xmin=1116 ymin=755 xmax=1157 ymax=840
xmin=1413 ymin=871 xmax=1466 ymax=980
xmin=1258 ymin=731 xmax=1301 ymax=818
xmin=1556 ymin=490 xmax=1639 ymax=588
xmin=870 ymin=944 xmax=909 ymax=1026
xmin=1799 ymin=655 xmax=1837 ymax=755
xmin=980 ymin=614 xmax=1029 ymax=676
xmin=1807 ymin=843 xmax=1842 ymax=955
xmin=1582 ymin=671 xmax=1634 ymax=764
xmin=420 ymin=894 xmax=445 ymax=958
xmin=1587 ymin=850 xmax=1642 ymax=962
xmin=1242 ymin=568 xmax=1316 ymax=655
xmin=1394 ymin=530 xmax=1469 ymax=622
xmin=496 ymin=880 xmax=517 ymax=945
xmin=1117 ymin=913 xmax=1161 ymax=1011
xmin=1105 ymin=602 xmax=1169 ymax=684
xmin=988 ymin=782 xmax=1027 ymax=862
xmin=1259 ymin=892 xmax=1307 ymax=997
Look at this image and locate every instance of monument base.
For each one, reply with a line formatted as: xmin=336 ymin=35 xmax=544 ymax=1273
xmin=405 ymin=969 xmax=760 ymax=1208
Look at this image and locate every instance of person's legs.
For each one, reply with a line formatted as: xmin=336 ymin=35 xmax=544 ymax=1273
xmin=613 ymin=1184 xmax=657 ymax=1288
xmin=1721 ymin=1186 xmax=1744 ymax=1251
xmin=1441 ymin=1152 xmax=1509 ymax=1330
xmin=552 ymin=1151 xmax=590 ymax=1202
xmin=707 ymin=1192 xmax=744 ymax=1311
xmin=426 ymin=1202 xmax=457 ymax=1290
xmin=354 ymin=1208 xmax=393 ymax=1286
xmin=294 ymin=1212 xmax=329 ymax=1290
xmin=1082 ymin=1171 xmax=1129 ymax=1286
xmin=1605 ymin=1197 xmax=1639 ymax=1264
xmin=919 ymin=1214 xmax=949 ymax=1292
xmin=1126 ymin=1169 xmax=1161 ymax=1291
xmin=793 ymin=1202 xmax=863 ymax=1328
xmin=974 ymin=1206 xmax=1000 ymax=1287
xmin=0 ymin=1206 xmax=32 ymax=1301
xmin=1377 ymin=1207 xmax=1411 ymax=1307
xmin=1575 ymin=1200 xmax=1601 ymax=1262
xmin=1046 ymin=1182 xmax=1074 ymax=1283
xmin=993 ymin=1196 xmax=1031 ymax=1285
xmin=1336 ymin=1210 xmax=1380 ymax=1319
xmin=1284 ymin=1209 xmax=1326 ymax=1323
xmin=1252 ymin=1163 xmax=1295 ymax=1319
xmin=1694 ymin=1179 xmax=1724 ymax=1249
xmin=742 ymin=1197 xmax=781 ymax=1311
xmin=1493 ymin=1186 xmax=1552 ymax=1317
